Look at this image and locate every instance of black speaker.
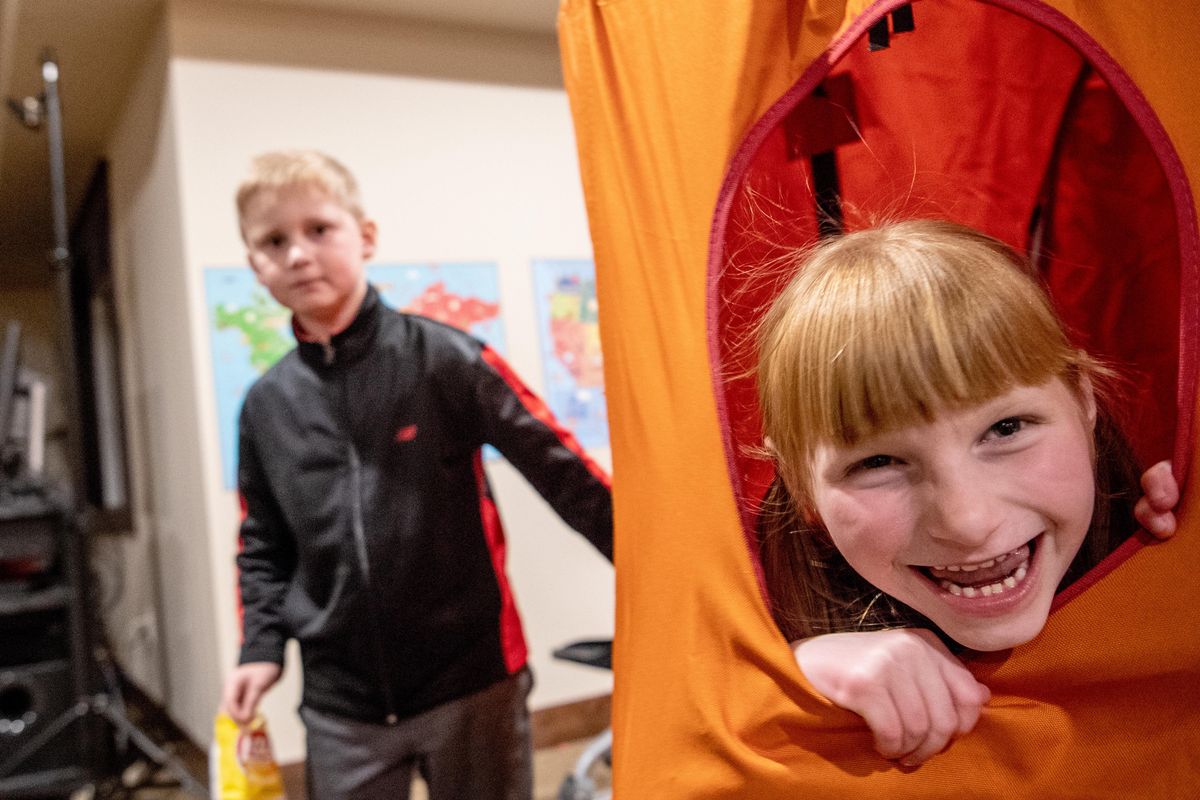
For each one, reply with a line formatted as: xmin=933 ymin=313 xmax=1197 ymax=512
xmin=0 ymin=500 xmax=91 ymax=797
xmin=0 ymin=659 xmax=84 ymax=784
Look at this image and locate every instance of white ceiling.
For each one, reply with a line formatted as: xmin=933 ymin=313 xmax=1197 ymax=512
xmin=0 ymin=0 xmax=559 ymax=287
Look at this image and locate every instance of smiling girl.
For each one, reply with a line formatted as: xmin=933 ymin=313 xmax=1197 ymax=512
xmin=755 ymin=220 xmax=1178 ymax=767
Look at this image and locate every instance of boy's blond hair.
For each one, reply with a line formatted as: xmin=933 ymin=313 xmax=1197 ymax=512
xmin=236 ymin=150 xmax=365 ymax=228
xmin=757 ymin=219 xmax=1099 ymax=501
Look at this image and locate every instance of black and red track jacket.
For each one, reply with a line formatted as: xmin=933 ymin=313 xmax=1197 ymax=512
xmin=236 ymin=285 xmax=613 ymax=723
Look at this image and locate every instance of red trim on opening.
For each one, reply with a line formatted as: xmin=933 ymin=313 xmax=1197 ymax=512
xmin=1052 ymin=530 xmax=1155 ymax=610
xmin=480 ymin=345 xmax=612 ymax=489
xmin=473 ymin=452 xmax=529 ymax=673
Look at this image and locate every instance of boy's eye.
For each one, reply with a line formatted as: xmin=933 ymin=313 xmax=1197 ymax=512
xmin=262 ymin=233 xmax=285 ymax=248
xmin=311 ymin=223 xmax=330 ymax=236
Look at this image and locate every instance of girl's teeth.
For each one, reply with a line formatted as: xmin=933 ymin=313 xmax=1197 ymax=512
xmin=938 ymin=563 xmax=1029 ymax=598
xmin=933 ymin=550 xmax=1017 ymax=574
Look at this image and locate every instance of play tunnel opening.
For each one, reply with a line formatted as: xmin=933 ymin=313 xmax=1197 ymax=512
xmin=708 ymin=0 xmax=1198 ymax=604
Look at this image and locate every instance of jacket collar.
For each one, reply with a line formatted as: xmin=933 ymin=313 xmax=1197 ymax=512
xmin=295 ymin=284 xmax=381 ymax=368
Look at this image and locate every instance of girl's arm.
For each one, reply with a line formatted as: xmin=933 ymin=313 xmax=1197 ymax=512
xmin=793 ymin=629 xmax=989 ymax=767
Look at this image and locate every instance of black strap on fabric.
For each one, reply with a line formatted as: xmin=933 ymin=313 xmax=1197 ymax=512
xmin=868 ymin=17 xmax=890 ymax=51
xmin=869 ymin=4 xmax=916 ymax=52
xmin=808 ymin=88 xmax=844 ymax=238
xmin=892 ymin=4 xmax=916 ymax=33
xmin=812 ymin=151 xmax=843 ymax=238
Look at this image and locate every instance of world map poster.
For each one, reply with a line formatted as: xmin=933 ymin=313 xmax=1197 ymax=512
xmin=531 ymin=259 xmax=609 ymax=450
xmin=205 ymin=262 xmax=503 ymax=488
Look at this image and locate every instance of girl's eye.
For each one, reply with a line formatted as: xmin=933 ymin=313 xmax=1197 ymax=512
xmin=311 ymin=223 xmax=330 ymax=236
xmin=264 ymin=234 xmax=285 ymax=248
xmin=853 ymin=454 xmax=897 ymax=472
xmin=988 ymin=417 xmax=1024 ymax=439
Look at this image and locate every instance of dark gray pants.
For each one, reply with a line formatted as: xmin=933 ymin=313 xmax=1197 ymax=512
xmin=300 ymin=669 xmax=534 ymax=800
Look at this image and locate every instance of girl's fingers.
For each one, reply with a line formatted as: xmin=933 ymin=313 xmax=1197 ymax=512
xmin=868 ymin=679 xmax=921 ymax=759
xmin=944 ymin=664 xmax=990 ymax=736
xmin=897 ymin=671 xmax=938 ymax=760
xmin=1135 ymin=495 xmax=1177 ymax=538
xmin=898 ymin=662 xmax=961 ymax=766
xmin=1140 ymin=460 xmax=1178 ymax=508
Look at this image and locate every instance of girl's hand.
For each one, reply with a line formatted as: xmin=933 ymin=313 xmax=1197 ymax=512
xmin=1135 ymin=460 xmax=1179 ymax=539
xmin=794 ymin=628 xmax=990 ymax=767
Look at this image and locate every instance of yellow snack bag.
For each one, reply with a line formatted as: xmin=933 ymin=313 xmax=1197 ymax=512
xmin=210 ymin=711 xmax=288 ymax=800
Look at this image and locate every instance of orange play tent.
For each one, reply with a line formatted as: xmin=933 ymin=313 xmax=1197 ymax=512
xmin=559 ymin=0 xmax=1199 ymax=796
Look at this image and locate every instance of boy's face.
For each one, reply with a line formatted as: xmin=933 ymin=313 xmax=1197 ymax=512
xmin=241 ymin=183 xmax=376 ymax=331
xmin=807 ymin=378 xmax=1097 ymax=652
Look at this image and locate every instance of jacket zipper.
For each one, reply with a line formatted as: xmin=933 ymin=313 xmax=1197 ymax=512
xmin=342 ymin=378 xmax=401 ymax=725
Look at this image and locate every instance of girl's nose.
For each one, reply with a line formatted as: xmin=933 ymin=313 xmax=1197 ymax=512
xmin=925 ymin=466 xmax=1003 ymax=549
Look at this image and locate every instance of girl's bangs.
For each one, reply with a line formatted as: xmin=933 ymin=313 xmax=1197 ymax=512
xmin=803 ymin=271 xmax=1072 ymax=447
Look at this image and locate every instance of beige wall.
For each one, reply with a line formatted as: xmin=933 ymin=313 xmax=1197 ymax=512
xmin=105 ymin=9 xmax=222 ymax=739
xmin=103 ymin=0 xmax=613 ymax=763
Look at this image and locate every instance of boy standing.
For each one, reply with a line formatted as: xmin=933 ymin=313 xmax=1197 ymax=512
xmin=220 ymin=150 xmax=613 ymax=800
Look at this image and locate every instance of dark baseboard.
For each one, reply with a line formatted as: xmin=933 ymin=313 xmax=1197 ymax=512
xmin=280 ymin=760 xmax=308 ymax=799
xmin=530 ymin=693 xmax=611 ymax=750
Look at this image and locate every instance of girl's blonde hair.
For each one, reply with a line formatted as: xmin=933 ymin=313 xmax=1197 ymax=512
xmin=754 ymin=220 xmax=1135 ymax=640
xmin=758 ymin=219 xmax=1098 ymax=501
xmin=236 ymin=150 xmax=365 ymax=227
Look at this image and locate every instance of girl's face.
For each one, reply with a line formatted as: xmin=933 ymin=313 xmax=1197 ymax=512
xmin=808 ymin=377 xmax=1096 ymax=651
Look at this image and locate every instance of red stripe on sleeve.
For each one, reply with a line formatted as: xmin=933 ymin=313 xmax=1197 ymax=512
xmin=235 ymin=492 xmax=247 ymax=645
xmin=480 ymin=346 xmax=611 ymax=489
xmin=473 ymin=453 xmax=529 ymax=673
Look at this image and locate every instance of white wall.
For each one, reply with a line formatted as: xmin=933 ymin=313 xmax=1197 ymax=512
xmin=100 ymin=0 xmax=613 ymax=764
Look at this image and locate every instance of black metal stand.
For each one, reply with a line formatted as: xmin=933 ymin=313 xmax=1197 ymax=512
xmin=1 ymin=52 xmax=205 ymax=800
xmin=0 ymin=695 xmax=207 ymax=799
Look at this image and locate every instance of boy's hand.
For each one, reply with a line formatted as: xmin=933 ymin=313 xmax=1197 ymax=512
xmin=1135 ymin=460 xmax=1179 ymax=539
xmin=221 ymin=662 xmax=283 ymax=725
xmin=794 ymin=629 xmax=990 ymax=767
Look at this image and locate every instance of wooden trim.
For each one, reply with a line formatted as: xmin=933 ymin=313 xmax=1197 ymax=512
xmin=530 ymin=692 xmax=611 ymax=750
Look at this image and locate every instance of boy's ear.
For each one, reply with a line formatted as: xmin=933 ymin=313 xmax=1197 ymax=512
xmin=360 ymin=218 xmax=378 ymax=260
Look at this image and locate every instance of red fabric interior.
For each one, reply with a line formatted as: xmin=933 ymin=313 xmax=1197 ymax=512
xmin=715 ymin=0 xmax=1181 ymax=567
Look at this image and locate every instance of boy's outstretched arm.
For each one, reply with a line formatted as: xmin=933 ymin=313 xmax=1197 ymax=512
xmin=1136 ymin=460 xmax=1179 ymax=539
xmin=461 ymin=343 xmax=613 ymax=560
xmin=793 ymin=629 xmax=990 ymax=767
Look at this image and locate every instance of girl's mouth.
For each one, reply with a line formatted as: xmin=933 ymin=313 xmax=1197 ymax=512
xmin=919 ymin=537 xmax=1037 ymax=599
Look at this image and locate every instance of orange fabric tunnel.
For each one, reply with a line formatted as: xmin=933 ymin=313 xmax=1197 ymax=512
xmin=559 ymin=0 xmax=1200 ymax=796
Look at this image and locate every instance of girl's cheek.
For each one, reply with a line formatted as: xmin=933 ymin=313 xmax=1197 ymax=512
xmin=822 ymin=492 xmax=906 ymax=560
